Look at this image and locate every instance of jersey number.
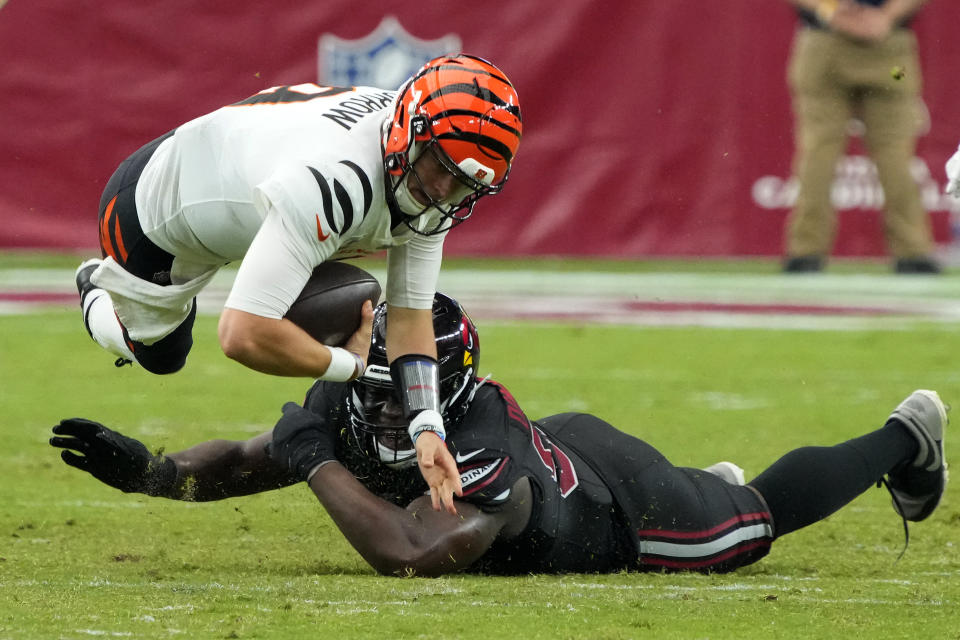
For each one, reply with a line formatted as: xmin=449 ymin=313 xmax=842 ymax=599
xmin=531 ymin=425 xmax=579 ymax=498
xmin=499 ymin=382 xmax=580 ymax=498
xmin=232 ymin=84 xmax=354 ymax=106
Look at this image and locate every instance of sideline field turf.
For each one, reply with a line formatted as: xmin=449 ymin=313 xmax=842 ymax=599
xmin=1 ymin=258 xmax=958 ymax=638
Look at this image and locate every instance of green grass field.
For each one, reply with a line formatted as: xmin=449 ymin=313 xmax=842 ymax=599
xmin=2 ymin=257 xmax=959 ymax=639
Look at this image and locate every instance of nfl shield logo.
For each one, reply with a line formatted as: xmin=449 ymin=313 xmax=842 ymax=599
xmin=318 ymin=15 xmax=462 ymax=90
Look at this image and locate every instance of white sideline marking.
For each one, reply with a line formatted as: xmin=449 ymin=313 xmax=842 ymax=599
xmin=5 ymin=577 xmax=949 ymax=610
xmin=4 ymin=267 xmax=960 ymax=330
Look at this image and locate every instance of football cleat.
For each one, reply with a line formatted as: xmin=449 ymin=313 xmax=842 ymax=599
xmin=75 ymin=258 xmax=104 ymax=339
xmin=704 ymin=461 xmax=746 ymax=486
xmin=75 ymin=258 xmax=102 ymax=307
xmin=884 ymin=389 xmax=949 ymax=522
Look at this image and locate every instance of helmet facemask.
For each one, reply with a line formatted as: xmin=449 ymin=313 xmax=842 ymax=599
xmin=347 ymin=293 xmax=481 ymax=468
xmin=348 ymin=364 xmax=418 ymax=469
xmin=384 ymin=122 xmax=498 ymax=236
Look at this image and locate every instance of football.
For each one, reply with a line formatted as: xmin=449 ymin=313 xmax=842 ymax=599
xmin=284 ymin=262 xmax=381 ymax=346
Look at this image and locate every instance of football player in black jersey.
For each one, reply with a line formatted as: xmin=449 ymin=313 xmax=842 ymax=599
xmin=51 ymin=294 xmax=949 ymax=576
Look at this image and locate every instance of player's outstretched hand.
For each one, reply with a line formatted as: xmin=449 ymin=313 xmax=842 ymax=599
xmin=49 ymin=418 xmax=177 ymax=495
xmin=415 ymin=432 xmax=463 ymax=515
xmin=267 ymin=402 xmax=338 ymax=481
xmin=344 ymin=300 xmax=374 ymax=378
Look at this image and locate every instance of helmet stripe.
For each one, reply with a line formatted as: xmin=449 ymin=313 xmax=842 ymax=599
xmin=415 ymin=61 xmax=513 ymax=89
xmin=424 ymin=82 xmax=513 ymax=109
xmin=436 ymin=131 xmax=516 ymax=164
xmin=432 ymin=108 xmax=521 ymax=138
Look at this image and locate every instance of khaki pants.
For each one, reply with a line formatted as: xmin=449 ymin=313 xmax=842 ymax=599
xmin=784 ymin=27 xmax=933 ymax=259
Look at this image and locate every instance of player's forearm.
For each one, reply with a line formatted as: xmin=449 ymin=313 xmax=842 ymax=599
xmin=308 ymin=462 xmax=428 ymax=574
xmin=307 ymin=462 xmax=470 ymax=576
xmin=219 ymin=308 xmax=332 ymax=377
xmin=384 ymin=305 xmax=437 ymax=363
xmin=167 ymin=433 xmax=297 ymax=501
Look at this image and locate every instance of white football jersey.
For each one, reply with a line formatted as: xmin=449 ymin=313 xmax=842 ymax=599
xmin=134 ymin=84 xmax=447 ymax=318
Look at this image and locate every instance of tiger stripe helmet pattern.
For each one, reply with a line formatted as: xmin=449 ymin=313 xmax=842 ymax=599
xmin=382 ymin=54 xmax=523 ymax=233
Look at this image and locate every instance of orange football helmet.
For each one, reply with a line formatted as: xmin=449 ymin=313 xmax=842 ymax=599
xmin=382 ymin=54 xmax=522 ymax=234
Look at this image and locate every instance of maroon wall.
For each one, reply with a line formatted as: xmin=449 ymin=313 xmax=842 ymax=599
xmin=2 ymin=0 xmax=958 ymax=256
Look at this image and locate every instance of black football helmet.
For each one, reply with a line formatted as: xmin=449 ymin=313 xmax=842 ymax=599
xmin=347 ymin=293 xmax=480 ymax=468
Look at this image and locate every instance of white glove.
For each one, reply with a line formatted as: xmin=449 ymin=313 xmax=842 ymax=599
xmin=408 ymin=409 xmax=446 ymax=445
xmin=946 ymin=143 xmax=960 ymax=198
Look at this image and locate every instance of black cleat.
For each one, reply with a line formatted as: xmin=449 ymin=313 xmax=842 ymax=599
xmin=75 ymin=258 xmax=103 ymax=306
xmin=75 ymin=259 xmax=103 ymax=339
xmin=783 ymin=255 xmax=824 ymax=273
xmin=894 ymin=257 xmax=942 ymax=275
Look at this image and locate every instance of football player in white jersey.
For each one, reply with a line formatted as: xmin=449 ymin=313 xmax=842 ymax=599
xmin=73 ymin=54 xmax=523 ymax=514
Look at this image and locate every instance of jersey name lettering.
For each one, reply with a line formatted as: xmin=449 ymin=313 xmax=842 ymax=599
xmin=231 ymin=85 xmax=394 ymax=131
xmin=323 ymin=92 xmax=396 ymax=130
xmin=459 ymin=460 xmax=502 ymax=487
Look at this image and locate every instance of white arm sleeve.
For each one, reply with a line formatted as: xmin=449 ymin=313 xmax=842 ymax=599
xmin=224 ymin=206 xmax=320 ymax=318
xmin=385 ymin=230 xmax=445 ymax=309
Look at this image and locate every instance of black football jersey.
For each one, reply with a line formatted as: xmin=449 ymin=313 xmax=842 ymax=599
xmin=303 ymin=378 xmax=636 ymax=574
xmin=439 ymin=381 xmax=635 ymax=573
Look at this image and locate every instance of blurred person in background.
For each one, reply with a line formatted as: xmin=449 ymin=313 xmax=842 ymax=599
xmin=782 ymin=0 xmax=939 ymax=274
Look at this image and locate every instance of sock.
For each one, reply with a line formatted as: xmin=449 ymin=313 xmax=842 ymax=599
xmin=82 ymin=289 xmax=136 ymax=362
xmin=748 ymin=421 xmax=918 ymax=537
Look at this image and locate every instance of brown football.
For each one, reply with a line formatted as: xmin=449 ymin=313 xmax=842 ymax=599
xmin=284 ymin=262 xmax=381 ymax=346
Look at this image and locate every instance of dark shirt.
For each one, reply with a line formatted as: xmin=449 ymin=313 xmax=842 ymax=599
xmin=303 ymin=378 xmax=636 ymax=574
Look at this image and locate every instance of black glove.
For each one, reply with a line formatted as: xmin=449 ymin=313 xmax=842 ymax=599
xmin=267 ymin=402 xmax=338 ymax=481
xmin=50 ymin=418 xmax=177 ymax=496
